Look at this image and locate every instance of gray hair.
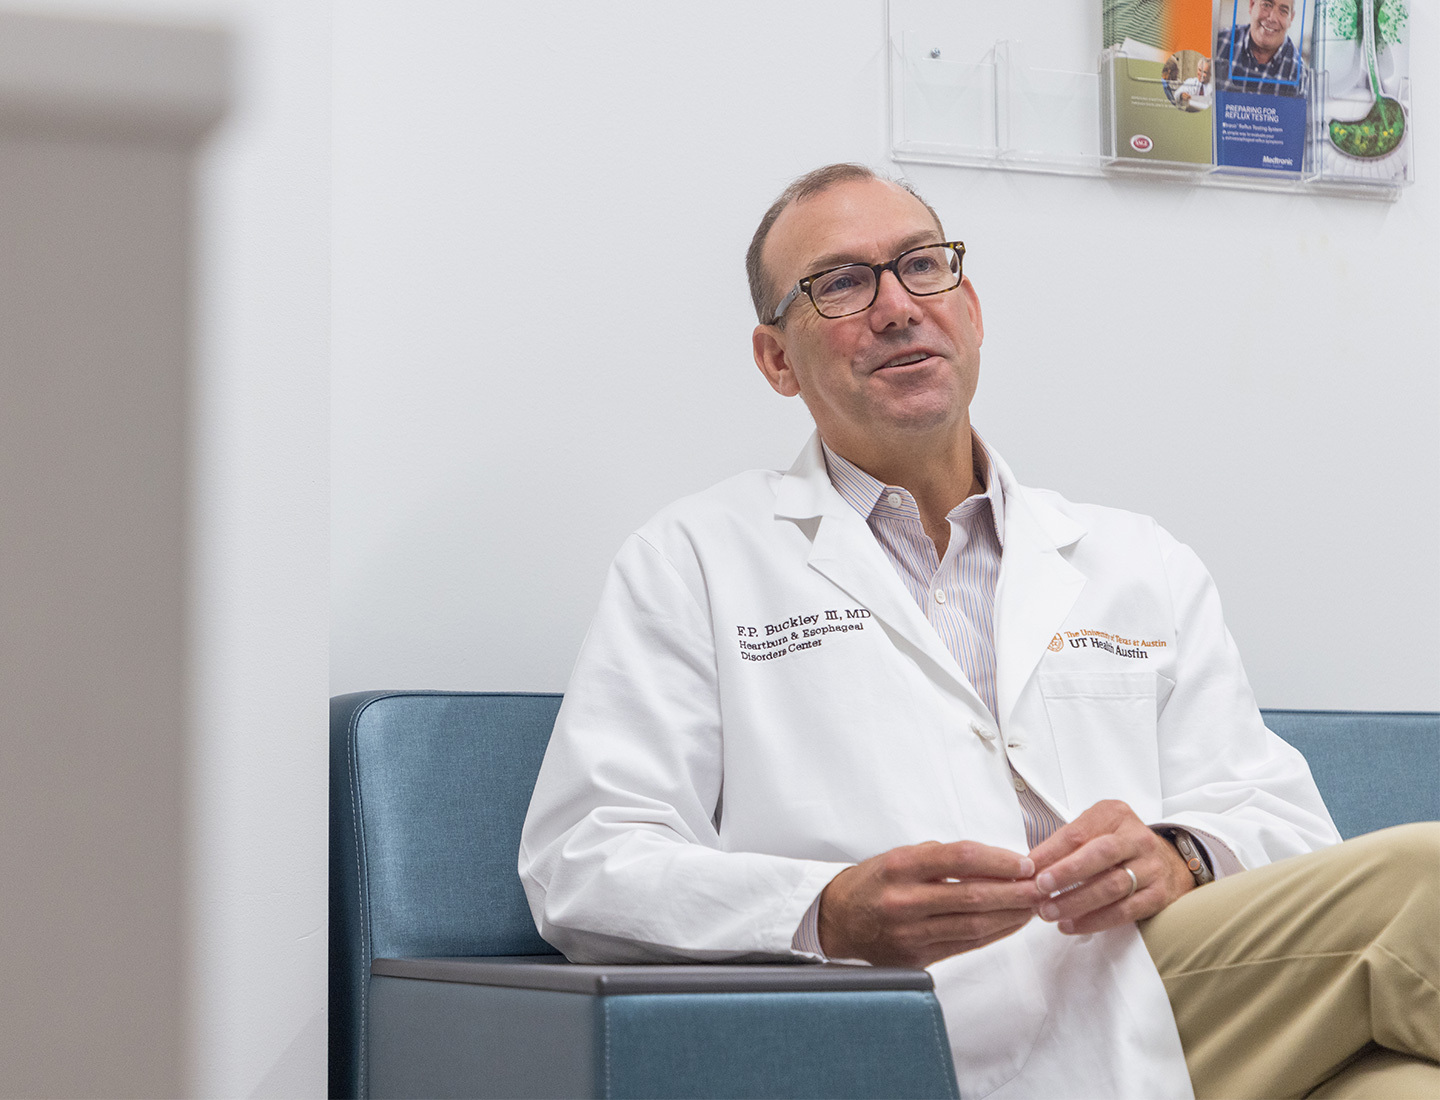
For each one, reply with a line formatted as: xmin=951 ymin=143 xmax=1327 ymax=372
xmin=745 ymin=163 xmax=945 ymax=324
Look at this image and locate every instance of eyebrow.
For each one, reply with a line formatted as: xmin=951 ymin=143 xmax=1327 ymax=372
xmin=803 ymin=231 xmax=943 ymax=274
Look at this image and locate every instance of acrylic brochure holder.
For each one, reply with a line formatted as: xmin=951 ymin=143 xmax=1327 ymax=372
xmin=887 ymin=0 xmax=1412 ymax=202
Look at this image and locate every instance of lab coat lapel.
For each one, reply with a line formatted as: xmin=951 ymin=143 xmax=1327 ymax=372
xmin=992 ymin=455 xmax=1088 ymax=735
xmin=774 ymin=435 xmax=989 ymax=708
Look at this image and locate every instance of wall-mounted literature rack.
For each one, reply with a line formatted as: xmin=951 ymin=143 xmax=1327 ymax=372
xmin=887 ymin=0 xmax=1412 ymax=203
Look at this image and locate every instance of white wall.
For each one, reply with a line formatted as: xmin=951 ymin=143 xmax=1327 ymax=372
xmin=11 ymin=0 xmax=330 ymax=1096
xmin=186 ymin=2 xmax=328 ymax=1094
xmin=333 ymin=1 xmax=1438 ymax=710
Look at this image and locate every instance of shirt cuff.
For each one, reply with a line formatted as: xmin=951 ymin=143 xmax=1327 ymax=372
xmin=791 ymin=891 xmax=827 ymax=959
xmin=790 ymin=886 xmax=871 ymax=965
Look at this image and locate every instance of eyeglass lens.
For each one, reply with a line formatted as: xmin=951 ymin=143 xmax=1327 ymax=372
xmin=810 ymin=245 xmax=961 ymax=319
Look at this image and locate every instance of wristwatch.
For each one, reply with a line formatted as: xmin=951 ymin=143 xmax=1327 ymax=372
xmin=1159 ymin=827 xmax=1215 ymax=887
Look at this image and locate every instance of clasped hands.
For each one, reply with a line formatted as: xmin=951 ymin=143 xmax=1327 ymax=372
xmin=817 ymin=800 xmax=1197 ymax=968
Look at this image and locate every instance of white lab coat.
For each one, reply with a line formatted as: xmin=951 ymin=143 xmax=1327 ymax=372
xmin=520 ymin=433 xmax=1340 ymax=1100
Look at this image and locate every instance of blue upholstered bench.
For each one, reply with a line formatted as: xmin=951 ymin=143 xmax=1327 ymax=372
xmin=330 ymin=694 xmax=1439 ymax=1099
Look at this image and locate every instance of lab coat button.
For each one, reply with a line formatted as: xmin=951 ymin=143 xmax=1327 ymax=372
xmin=886 ymin=491 xmax=902 ymax=508
xmin=970 ymin=721 xmax=995 ymax=742
xmin=1012 ymin=774 xmax=1028 ymax=792
xmin=934 ymin=589 xmax=947 ymax=604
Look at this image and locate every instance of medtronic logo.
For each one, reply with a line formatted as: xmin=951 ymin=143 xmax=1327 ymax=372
xmin=1131 ymin=134 xmax=1154 ymax=152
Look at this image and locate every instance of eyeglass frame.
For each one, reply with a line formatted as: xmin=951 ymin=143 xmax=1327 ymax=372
xmin=764 ymin=240 xmax=966 ymax=326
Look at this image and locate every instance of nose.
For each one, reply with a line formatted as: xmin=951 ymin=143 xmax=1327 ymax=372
xmin=868 ymin=269 xmax=922 ymax=331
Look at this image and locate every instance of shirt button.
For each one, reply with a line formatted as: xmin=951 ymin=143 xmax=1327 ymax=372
xmin=886 ymin=491 xmax=902 ymax=508
xmin=934 ymin=589 xmax=947 ymax=604
xmin=1012 ymin=774 xmax=1028 ymax=792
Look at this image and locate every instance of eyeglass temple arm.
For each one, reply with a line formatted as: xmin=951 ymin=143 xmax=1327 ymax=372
xmin=766 ymin=284 xmax=805 ymax=326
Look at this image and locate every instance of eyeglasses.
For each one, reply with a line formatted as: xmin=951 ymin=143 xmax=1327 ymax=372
xmin=766 ymin=241 xmax=965 ymax=326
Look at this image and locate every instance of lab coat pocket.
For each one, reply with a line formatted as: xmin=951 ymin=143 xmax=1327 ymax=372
xmin=1037 ymin=671 xmax=1162 ymax=821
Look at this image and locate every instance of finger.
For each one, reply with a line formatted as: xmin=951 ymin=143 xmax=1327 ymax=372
xmin=1036 ymin=865 xmax=1136 ymax=924
xmin=1034 ymin=831 xmax=1136 ymax=896
xmin=882 ymin=840 xmax=1035 ymax=886
xmin=874 ymin=877 xmax=1041 ymax=925
xmin=918 ymin=907 xmax=1036 ymax=947
xmin=1026 ymin=821 xmax=1090 ymax=876
xmin=912 ymin=839 xmax=1036 ymax=882
xmin=1028 ymin=799 xmax=1137 ymax=875
xmin=1058 ymin=884 xmax=1169 ymax=935
xmin=910 ymin=876 xmax=1044 ymax=917
xmin=1027 ymin=802 xmax=1120 ymax=871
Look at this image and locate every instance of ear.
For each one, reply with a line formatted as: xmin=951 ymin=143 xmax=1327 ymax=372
xmin=753 ymin=325 xmax=801 ymax=397
xmin=960 ymin=277 xmax=984 ymax=345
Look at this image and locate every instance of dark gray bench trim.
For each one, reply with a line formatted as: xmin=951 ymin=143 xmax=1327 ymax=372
xmin=371 ymin=954 xmax=935 ymax=995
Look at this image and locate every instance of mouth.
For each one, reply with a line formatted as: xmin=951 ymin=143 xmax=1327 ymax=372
xmin=872 ymin=350 xmax=938 ymax=372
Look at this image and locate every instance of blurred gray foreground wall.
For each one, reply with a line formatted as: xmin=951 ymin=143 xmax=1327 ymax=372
xmin=0 ymin=11 xmax=227 ymax=1097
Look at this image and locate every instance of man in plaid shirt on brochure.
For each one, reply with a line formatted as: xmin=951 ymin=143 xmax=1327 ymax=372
xmin=1216 ymin=0 xmax=1305 ymax=95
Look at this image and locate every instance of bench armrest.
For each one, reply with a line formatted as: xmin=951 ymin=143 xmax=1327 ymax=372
xmin=367 ymin=956 xmax=958 ymax=1099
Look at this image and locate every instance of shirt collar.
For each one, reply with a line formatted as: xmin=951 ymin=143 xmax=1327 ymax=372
xmin=821 ymin=433 xmax=1006 ymax=548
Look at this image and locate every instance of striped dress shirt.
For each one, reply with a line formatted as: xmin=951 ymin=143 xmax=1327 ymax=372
xmin=792 ymin=436 xmax=1066 ymax=957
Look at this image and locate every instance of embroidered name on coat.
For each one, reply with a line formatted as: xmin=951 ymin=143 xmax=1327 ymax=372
xmin=736 ymin=608 xmax=870 ymax=662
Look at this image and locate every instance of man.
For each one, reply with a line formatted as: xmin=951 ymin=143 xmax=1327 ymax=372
xmin=1176 ymin=57 xmax=1211 ymax=111
xmin=1216 ymin=0 xmax=1304 ymax=96
xmin=520 ymin=165 xmax=1437 ymax=1098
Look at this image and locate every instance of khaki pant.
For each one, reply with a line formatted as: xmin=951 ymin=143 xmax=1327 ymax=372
xmin=1140 ymin=823 xmax=1440 ymax=1099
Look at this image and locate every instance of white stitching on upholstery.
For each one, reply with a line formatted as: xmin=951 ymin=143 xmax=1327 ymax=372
xmin=601 ymin=996 xmax=611 ymax=1099
xmin=348 ymin=702 xmax=371 ymax=1097
xmin=925 ymin=994 xmax=959 ymax=1100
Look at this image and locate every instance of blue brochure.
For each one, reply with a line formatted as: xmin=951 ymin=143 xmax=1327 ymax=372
xmin=1213 ymin=0 xmax=1311 ymax=172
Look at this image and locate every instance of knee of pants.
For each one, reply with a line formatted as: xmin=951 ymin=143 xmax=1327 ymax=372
xmin=1359 ymin=822 xmax=1440 ymax=871
xmin=1344 ymin=822 xmax=1440 ymax=899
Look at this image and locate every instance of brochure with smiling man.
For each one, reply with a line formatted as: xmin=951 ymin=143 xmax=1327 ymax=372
xmin=1213 ymin=0 xmax=1313 ymax=174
